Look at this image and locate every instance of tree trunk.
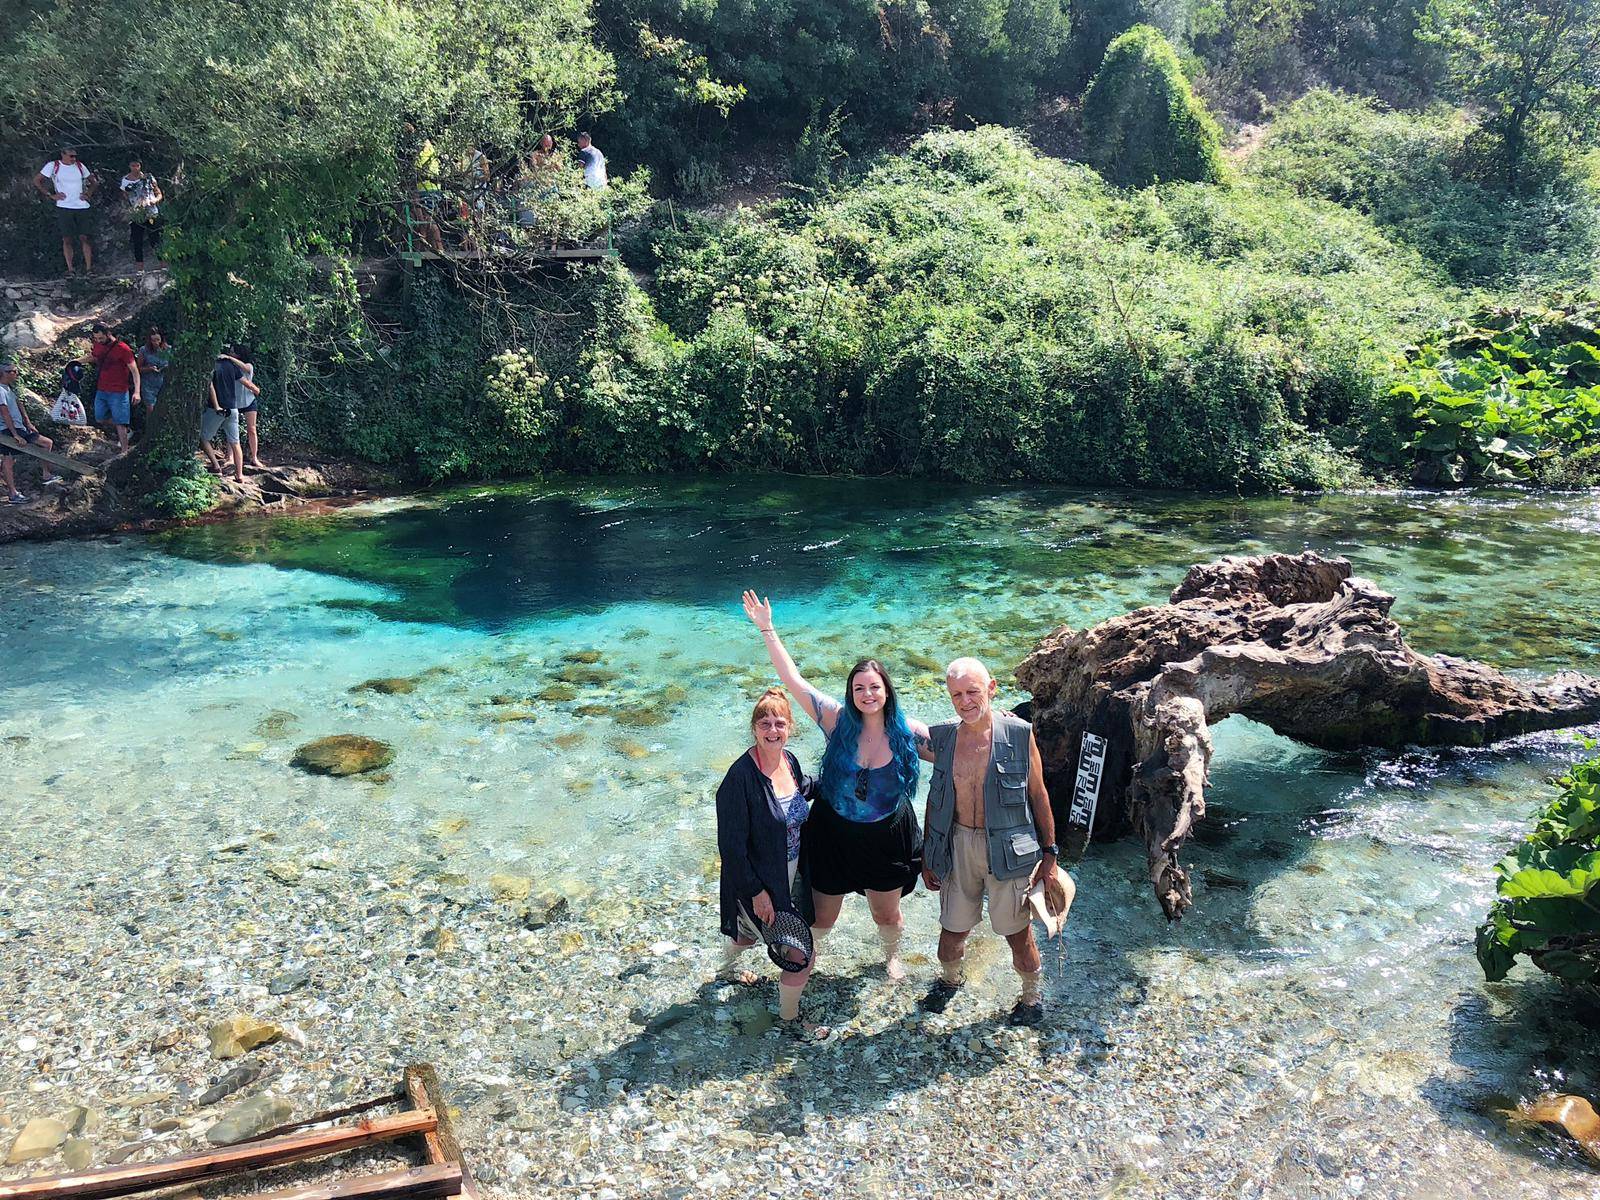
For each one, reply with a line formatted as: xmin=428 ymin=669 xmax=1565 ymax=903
xmin=1015 ymin=552 xmax=1600 ymax=920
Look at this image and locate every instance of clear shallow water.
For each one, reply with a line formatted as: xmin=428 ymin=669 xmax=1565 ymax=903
xmin=5 ymin=477 xmax=1600 ymax=1196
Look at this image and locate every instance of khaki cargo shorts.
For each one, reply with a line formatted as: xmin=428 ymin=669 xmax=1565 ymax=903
xmin=939 ymin=825 xmax=1031 ymax=937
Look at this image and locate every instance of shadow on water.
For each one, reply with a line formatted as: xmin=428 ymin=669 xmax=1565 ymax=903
xmin=1431 ymin=958 xmax=1600 ymax=1177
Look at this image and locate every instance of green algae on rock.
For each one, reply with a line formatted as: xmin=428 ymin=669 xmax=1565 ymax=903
xmin=351 ymin=676 xmax=418 ymax=695
xmin=290 ymin=734 xmax=395 ymax=776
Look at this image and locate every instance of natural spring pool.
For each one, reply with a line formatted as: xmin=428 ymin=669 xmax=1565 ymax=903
xmin=2 ymin=476 xmax=1599 ymax=1198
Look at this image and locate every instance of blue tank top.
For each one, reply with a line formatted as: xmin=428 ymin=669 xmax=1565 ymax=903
xmin=827 ymin=759 xmax=902 ymax=824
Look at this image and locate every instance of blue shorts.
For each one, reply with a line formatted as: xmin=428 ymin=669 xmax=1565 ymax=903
xmin=94 ymin=390 xmax=131 ymax=426
xmin=142 ymin=376 xmax=164 ymax=407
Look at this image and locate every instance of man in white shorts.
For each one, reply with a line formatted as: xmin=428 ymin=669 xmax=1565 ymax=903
xmin=917 ymin=657 xmax=1062 ymax=1026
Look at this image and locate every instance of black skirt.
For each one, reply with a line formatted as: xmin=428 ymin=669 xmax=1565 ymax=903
xmin=803 ymin=793 xmax=922 ymax=897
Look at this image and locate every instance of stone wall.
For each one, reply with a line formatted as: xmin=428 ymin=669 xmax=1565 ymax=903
xmin=0 ymin=274 xmax=166 ymax=353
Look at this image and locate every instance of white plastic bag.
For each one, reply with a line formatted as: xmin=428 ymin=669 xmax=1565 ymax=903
xmin=50 ymin=390 xmax=87 ymax=425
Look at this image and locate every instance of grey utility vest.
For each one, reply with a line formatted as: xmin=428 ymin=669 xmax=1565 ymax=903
xmin=924 ymin=711 xmax=1041 ymax=883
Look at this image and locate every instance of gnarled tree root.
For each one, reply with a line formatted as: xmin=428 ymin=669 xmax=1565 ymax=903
xmin=1016 ymin=551 xmax=1600 ymax=920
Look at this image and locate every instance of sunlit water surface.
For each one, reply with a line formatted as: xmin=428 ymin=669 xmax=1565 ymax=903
xmin=5 ymin=477 xmax=1600 ymax=1196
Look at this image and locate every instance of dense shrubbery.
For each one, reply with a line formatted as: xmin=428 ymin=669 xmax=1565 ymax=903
xmin=1081 ymin=25 xmax=1226 ymax=188
xmin=1249 ymin=91 xmax=1600 ymax=286
xmin=595 ymin=0 xmax=1071 ymax=183
xmin=291 ymin=129 xmax=1457 ymax=490
xmin=1478 ymin=754 xmax=1600 ymax=989
xmin=1393 ymin=299 xmax=1600 ymax=485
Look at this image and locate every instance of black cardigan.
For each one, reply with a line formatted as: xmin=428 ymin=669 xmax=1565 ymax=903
xmin=715 ymin=748 xmax=816 ymax=940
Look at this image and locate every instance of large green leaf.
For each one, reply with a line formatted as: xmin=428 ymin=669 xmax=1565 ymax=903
xmin=1500 ymin=847 xmax=1600 ymax=899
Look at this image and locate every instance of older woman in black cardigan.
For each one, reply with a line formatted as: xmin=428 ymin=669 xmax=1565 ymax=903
xmin=716 ymin=688 xmax=824 ymax=1036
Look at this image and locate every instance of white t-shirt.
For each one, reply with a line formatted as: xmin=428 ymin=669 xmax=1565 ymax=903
xmin=0 ymin=383 xmax=25 ymax=432
xmin=40 ymin=160 xmax=91 ymax=209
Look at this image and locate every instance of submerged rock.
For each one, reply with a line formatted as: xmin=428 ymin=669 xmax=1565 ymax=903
xmin=267 ymin=968 xmax=311 ymax=996
xmin=537 ymin=685 xmax=578 ymax=703
xmin=519 ymin=891 xmax=570 ymax=929
xmin=563 ymin=649 xmax=604 ymax=664
xmin=291 ymin=735 xmax=394 ymax=777
xmin=489 ymin=874 xmax=532 ymax=904
xmin=1518 ymin=1094 xmax=1600 ymax=1162
xmin=6 ymin=1117 xmax=68 ymax=1164
xmin=208 ymin=1015 xmax=283 ymax=1060
xmin=613 ymin=707 xmax=669 ymax=728
xmin=61 ymin=1138 xmax=92 ymax=1171
xmin=351 ymin=677 xmax=417 ymax=695
xmin=207 ymin=1094 xmax=293 ymax=1146
xmin=492 ymin=710 xmax=538 ymax=724
xmin=199 ymin=1063 xmax=266 ymax=1106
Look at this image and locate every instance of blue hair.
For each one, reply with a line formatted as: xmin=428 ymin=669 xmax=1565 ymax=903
xmin=818 ymin=659 xmax=920 ymax=805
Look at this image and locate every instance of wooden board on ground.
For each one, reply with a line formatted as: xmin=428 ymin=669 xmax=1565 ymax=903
xmin=0 ymin=433 xmax=97 ymax=476
xmin=250 ymin=1164 xmax=462 ymax=1200
xmin=0 ymin=1110 xmax=438 ymax=1200
xmin=402 ymin=1066 xmax=479 ymax=1200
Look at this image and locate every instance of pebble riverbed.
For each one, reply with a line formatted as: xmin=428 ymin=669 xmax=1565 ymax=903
xmin=4 ymin=481 xmax=1600 ymax=1198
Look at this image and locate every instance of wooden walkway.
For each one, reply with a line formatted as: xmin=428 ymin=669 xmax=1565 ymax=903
xmin=397 ymin=246 xmax=616 ymax=267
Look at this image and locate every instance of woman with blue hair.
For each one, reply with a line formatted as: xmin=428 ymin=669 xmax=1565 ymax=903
xmin=742 ymin=590 xmax=925 ymax=981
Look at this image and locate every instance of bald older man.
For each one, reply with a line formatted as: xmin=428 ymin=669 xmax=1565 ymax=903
xmin=916 ymin=657 xmax=1060 ymax=1026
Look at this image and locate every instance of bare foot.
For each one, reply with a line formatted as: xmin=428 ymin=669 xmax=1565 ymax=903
xmin=249 ymin=460 xmax=266 ymax=470
xmin=885 ymin=954 xmax=906 ymax=982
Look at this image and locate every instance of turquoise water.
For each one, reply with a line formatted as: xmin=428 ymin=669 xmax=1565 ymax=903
xmin=5 ymin=477 xmax=1600 ymax=1195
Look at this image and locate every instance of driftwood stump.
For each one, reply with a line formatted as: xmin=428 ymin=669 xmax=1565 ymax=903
xmin=1016 ymin=551 xmax=1600 ymax=920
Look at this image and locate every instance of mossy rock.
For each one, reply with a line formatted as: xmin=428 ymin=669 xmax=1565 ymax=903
xmin=613 ymin=707 xmax=669 ymax=728
xmin=291 ymin=734 xmax=395 ymax=776
xmin=551 ymin=732 xmax=587 ymax=749
xmin=614 ymin=738 xmax=651 ymax=759
xmin=537 ymin=684 xmax=579 ymax=702
xmin=563 ymin=649 xmax=604 ymax=664
xmin=557 ymin=664 xmax=619 ymax=686
xmin=657 ymin=684 xmax=689 ymax=705
xmin=493 ymin=710 xmax=538 ymax=724
xmin=574 ymin=704 xmax=614 ymax=717
xmin=351 ymin=676 xmax=418 ymax=695
xmin=488 ymin=694 xmax=524 ymax=706
xmin=253 ymin=710 xmax=300 ymax=739
xmin=903 ymin=651 xmax=942 ymax=672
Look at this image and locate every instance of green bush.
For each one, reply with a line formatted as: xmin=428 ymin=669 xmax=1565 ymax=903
xmin=283 ymin=128 xmax=1457 ymax=491
xmin=1393 ymin=298 xmax=1600 ymax=485
xmin=1081 ymin=25 xmax=1226 ymax=189
xmin=1248 ymin=90 xmax=1600 ymax=287
xmin=1477 ymin=754 xmax=1600 ymax=988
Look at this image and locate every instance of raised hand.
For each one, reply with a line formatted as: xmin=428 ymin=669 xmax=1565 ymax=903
xmin=741 ymin=589 xmax=774 ymax=631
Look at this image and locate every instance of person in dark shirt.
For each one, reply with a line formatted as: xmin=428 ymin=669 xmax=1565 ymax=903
xmin=202 ymin=353 xmax=245 ymax=482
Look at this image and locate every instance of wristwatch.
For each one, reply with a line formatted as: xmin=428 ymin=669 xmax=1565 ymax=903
xmin=1041 ymin=843 xmax=1059 ymax=859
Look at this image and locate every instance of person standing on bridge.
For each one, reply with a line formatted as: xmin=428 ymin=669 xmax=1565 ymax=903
xmin=917 ymin=657 xmax=1063 ymax=1027
xmin=0 ymin=361 xmax=64 ymax=503
xmin=576 ymin=132 xmax=608 ymax=189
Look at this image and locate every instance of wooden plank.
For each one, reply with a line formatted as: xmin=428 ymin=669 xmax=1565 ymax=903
xmin=248 ymin=1164 xmax=461 ymax=1200
xmin=403 ymin=1066 xmax=478 ymax=1200
xmin=0 ymin=1110 xmax=437 ymax=1200
xmin=0 ymin=433 xmax=97 ymax=476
